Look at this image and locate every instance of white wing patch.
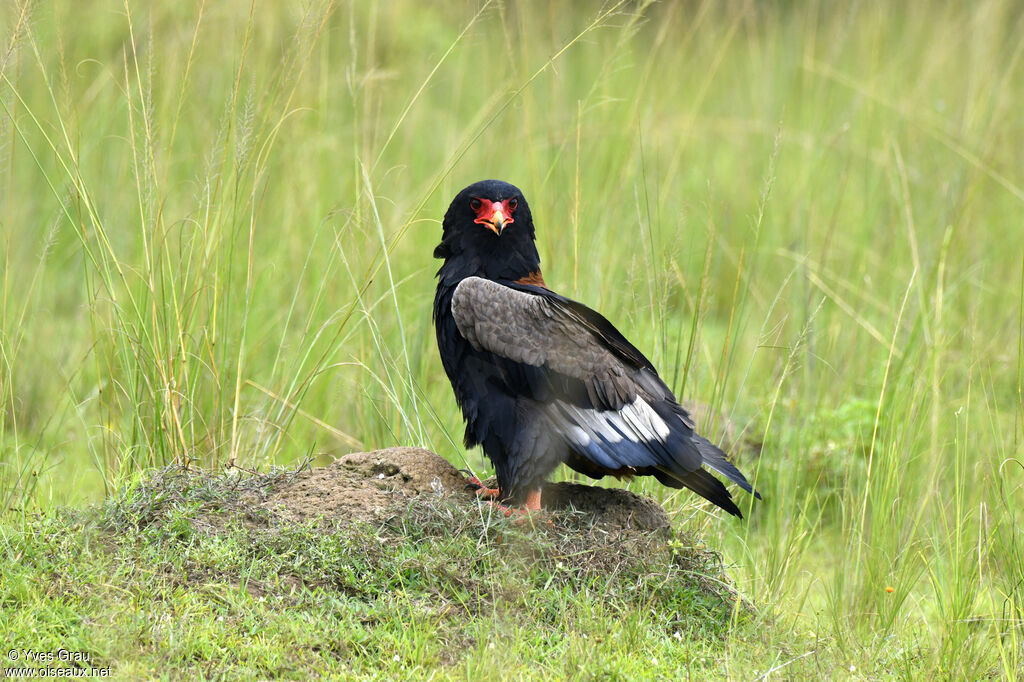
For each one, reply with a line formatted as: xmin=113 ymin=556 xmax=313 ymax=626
xmin=621 ymin=397 xmax=671 ymax=440
xmin=548 ymin=396 xmax=672 ymax=470
xmin=556 ymin=402 xmax=624 ymax=444
xmin=565 ymin=425 xmax=591 ymax=447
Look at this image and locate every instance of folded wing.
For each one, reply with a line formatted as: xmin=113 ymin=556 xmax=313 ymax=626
xmin=451 ymin=277 xmax=759 ymax=516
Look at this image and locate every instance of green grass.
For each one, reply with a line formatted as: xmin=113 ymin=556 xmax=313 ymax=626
xmin=1 ymin=465 xmax=748 ymax=679
xmin=2 ymin=0 xmax=1023 ymax=678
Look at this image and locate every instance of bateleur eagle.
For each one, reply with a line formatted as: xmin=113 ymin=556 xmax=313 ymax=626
xmin=433 ymin=179 xmax=760 ymax=517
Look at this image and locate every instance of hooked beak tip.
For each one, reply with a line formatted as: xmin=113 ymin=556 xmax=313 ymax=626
xmin=482 ymin=216 xmax=507 ymax=235
xmin=474 ymin=203 xmax=513 ymax=235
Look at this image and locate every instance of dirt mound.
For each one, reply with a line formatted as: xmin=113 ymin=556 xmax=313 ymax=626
xmin=258 ymin=447 xmax=465 ymax=524
xmin=96 ymin=449 xmax=739 ymax=672
xmin=259 ymin=446 xmax=670 ymax=533
xmin=539 ymin=481 xmax=669 ymax=531
xmin=100 ymin=450 xmax=739 ymax=630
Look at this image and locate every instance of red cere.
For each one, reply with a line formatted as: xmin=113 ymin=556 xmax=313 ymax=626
xmin=471 ymin=198 xmax=516 ymax=231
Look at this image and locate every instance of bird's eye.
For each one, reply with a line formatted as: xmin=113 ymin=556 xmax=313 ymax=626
xmin=470 ymin=198 xmax=482 ymax=211
xmin=508 ymin=198 xmax=518 ymax=211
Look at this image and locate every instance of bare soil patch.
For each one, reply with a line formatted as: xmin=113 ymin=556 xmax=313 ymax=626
xmin=257 ymin=446 xmax=672 ymax=533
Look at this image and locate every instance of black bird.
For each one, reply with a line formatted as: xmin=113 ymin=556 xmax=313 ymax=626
xmin=433 ymin=179 xmax=760 ymax=516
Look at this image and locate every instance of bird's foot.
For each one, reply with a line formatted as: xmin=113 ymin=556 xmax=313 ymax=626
xmin=461 ymin=474 xmax=545 ymax=524
xmin=462 ymin=470 xmax=501 ymax=500
xmin=485 ymin=500 xmax=524 ymax=518
xmin=485 ymin=488 xmax=544 ymax=525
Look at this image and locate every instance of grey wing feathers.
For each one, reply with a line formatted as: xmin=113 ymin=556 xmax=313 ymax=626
xmin=452 ymin=277 xmax=645 ymax=409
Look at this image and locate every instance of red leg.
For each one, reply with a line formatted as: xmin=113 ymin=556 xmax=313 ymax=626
xmin=493 ymin=488 xmax=543 ymax=523
xmin=486 ymin=500 xmax=517 ymax=517
xmin=464 ymin=475 xmax=501 ymax=500
xmin=463 ymin=471 xmax=543 ymax=520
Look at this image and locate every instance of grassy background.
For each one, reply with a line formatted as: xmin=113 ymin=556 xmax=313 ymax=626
xmin=2 ymin=0 xmax=1023 ymax=677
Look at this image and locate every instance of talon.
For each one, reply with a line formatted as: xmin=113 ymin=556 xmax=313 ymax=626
xmin=485 ymin=500 xmax=521 ymax=518
xmin=483 ymin=490 xmax=544 ymax=526
xmin=463 ymin=473 xmax=501 ymax=500
xmin=474 ymin=485 xmax=502 ymax=500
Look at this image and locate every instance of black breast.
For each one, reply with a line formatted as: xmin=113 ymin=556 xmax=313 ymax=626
xmin=435 ymin=282 xmax=523 ymax=480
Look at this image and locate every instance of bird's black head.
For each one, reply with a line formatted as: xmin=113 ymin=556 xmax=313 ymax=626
xmin=434 ymin=179 xmax=540 ymax=283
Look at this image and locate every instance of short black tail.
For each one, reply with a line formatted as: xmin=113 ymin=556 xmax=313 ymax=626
xmin=655 ymin=466 xmax=744 ymax=518
xmin=693 ymin=436 xmax=762 ymax=500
